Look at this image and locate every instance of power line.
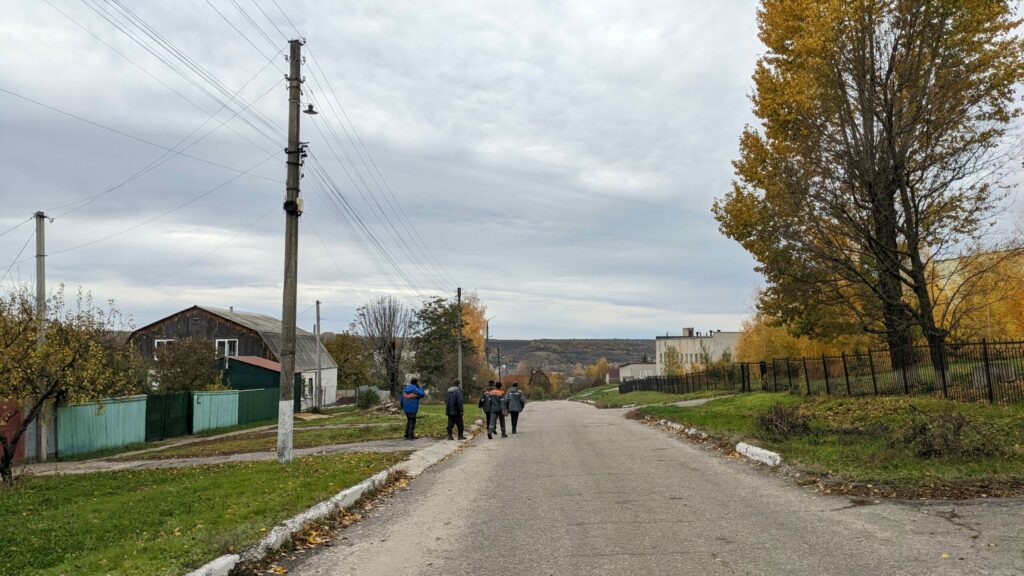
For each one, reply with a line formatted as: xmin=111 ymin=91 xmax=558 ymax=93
xmin=0 ymin=229 xmax=35 ymax=285
xmin=51 ymin=74 xmax=281 ymax=218
xmin=0 ymin=216 xmax=33 ymax=239
xmin=0 ymin=86 xmax=279 ymax=183
xmin=124 ymin=205 xmax=276 ymax=300
xmin=46 ymin=151 xmax=277 ymax=257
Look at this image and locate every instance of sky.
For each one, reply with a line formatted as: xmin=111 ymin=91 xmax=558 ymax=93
xmin=0 ymin=0 xmax=772 ymax=339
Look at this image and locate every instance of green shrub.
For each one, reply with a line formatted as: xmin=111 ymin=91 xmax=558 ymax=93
xmin=356 ymin=388 xmax=381 ymax=410
xmin=755 ymin=403 xmax=811 ymax=441
xmin=528 ymin=387 xmax=545 ymax=401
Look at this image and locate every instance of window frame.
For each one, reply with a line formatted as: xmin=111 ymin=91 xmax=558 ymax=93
xmin=215 ymin=338 xmax=239 ymax=358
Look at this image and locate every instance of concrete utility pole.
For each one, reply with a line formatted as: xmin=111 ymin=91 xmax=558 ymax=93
xmin=456 ymin=287 xmax=463 ymax=385
xmin=496 ymin=347 xmax=502 ymax=381
xmin=277 ymin=39 xmax=307 ymax=464
xmin=34 ymin=211 xmax=47 ymax=462
xmin=315 ymin=300 xmax=322 ymax=408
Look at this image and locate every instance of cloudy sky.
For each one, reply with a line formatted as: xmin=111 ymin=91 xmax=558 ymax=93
xmin=0 ymin=0 xmax=773 ymax=338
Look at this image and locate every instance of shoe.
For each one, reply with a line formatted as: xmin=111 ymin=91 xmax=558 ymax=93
xmin=457 ymin=435 xmax=467 ymax=440
xmin=512 ymin=430 xmax=517 ymax=434
xmin=487 ymin=432 xmax=492 ymax=439
xmin=501 ymin=434 xmax=508 ymax=438
xmin=407 ymin=435 xmax=418 ymax=440
xmin=447 ymin=435 xmax=453 ymax=440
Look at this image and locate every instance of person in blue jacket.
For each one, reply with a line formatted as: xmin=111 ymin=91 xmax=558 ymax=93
xmin=401 ymin=377 xmax=426 ymax=440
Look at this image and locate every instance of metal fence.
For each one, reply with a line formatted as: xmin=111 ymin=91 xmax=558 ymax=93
xmin=619 ymin=339 xmax=1024 ymax=405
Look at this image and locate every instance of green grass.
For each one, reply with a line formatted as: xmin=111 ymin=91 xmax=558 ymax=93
xmin=130 ymin=405 xmax=453 ymax=460
xmin=572 ymin=383 xmax=733 ymax=408
xmin=0 ymin=452 xmax=407 ymax=576
xmin=639 ymin=393 xmax=1024 ymax=485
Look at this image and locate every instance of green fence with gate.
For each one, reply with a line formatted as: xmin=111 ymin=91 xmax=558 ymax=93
xmin=57 ymin=395 xmax=147 ymax=457
xmin=145 ymin=392 xmax=192 ymax=442
xmin=237 ymin=387 xmax=280 ymax=425
xmin=192 ymin=391 xmax=240 ymax=433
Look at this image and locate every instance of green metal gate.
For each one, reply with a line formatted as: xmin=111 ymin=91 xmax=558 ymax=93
xmin=145 ymin=392 xmax=192 ymax=442
xmin=237 ymin=388 xmax=279 ymax=425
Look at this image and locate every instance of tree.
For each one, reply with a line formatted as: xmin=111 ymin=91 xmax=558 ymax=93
xmin=662 ymin=348 xmax=683 ymax=376
xmin=714 ymin=0 xmax=1024 ymax=367
xmin=323 ymin=331 xmax=374 ymax=389
xmin=354 ymin=296 xmax=414 ymax=400
xmin=151 ymin=337 xmax=222 ymax=392
xmin=583 ymin=357 xmax=612 ymax=389
xmin=412 ymin=294 xmax=488 ymax=397
xmin=0 ymin=286 xmax=142 ymax=484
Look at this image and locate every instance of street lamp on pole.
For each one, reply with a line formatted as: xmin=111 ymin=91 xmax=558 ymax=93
xmin=485 ymin=316 xmax=497 ymax=374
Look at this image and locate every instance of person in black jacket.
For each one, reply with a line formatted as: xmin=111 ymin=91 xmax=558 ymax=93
xmin=478 ymin=380 xmax=495 ymax=427
xmin=445 ymin=379 xmax=466 ymax=440
xmin=504 ymin=382 xmax=526 ymax=434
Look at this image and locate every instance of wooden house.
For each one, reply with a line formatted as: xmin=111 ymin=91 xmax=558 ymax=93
xmin=130 ymin=305 xmax=337 ymax=409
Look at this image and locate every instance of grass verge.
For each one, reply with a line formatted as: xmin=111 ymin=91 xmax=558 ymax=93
xmin=127 ymin=405 xmax=452 ymax=460
xmin=0 ymin=451 xmax=407 ymax=576
xmin=637 ymin=393 xmax=1024 ymax=494
xmin=572 ymin=383 xmax=733 ymax=408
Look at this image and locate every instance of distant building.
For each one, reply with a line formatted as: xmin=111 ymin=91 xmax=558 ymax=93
xmin=655 ymin=327 xmax=742 ymax=375
xmin=130 ymin=305 xmax=338 ymax=410
xmin=605 ymin=366 xmax=621 ymax=385
xmin=618 ymin=362 xmax=656 ymax=381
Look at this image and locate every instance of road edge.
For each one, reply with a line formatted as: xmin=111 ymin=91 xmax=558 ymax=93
xmin=185 ymin=421 xmax=483 ymax=576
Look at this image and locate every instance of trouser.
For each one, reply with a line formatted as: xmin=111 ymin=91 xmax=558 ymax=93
xmin=510 ymin=410 xmax=520 ymax=433
xmin=488 ymin=411 xmax=506 ymax=435
xmin=404 ymin=412 xmax=417 ymax=438
xmin=446 ymin=414 xmax=465 ymax=438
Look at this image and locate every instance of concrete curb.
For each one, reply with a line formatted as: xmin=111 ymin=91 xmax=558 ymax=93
xmin=735 ymin=442 xmax=782 ymax=467
xmin=649 ymin=418 xmax=781 ymax=466
xmin=185 ymin=424 xmax=481 ymax=576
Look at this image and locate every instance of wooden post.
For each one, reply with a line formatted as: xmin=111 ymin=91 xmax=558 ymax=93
xmin=802 ymin=356 xmax=811 ymax=396
xmin=841 ymin=352 xmax=851 ymax=395
xmin=821 ymin=354 xmax=831 ymax=395
xmin=982 ymin=338 xmax=995 ymax=403
xmin=867 ymin=348 xmax=878 ymax=396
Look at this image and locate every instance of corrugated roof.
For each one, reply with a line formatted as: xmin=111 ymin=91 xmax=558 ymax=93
xmin=261 ymin=332 xmax=338 ymax=372
xmin=199 ymin=306 xmax=337 ymax=372
xmin=198 ymin=306 xmax=313 ymax=335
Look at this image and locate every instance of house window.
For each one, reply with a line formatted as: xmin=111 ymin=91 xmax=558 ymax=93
xmin=154 ymin=339 xmax=174 ymax=359
xmin=215 ymin=339 xmax=239 ymax=357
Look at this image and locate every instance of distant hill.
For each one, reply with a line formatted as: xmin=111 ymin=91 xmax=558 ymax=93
xmin=488 ymin=339 xmax=655 ymax=373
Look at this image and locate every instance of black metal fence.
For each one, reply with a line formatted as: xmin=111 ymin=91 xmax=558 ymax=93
xmin=619 ymin=339 xmax=1024 ymax=405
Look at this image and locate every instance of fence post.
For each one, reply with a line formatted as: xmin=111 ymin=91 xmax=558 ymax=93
xmin=802 ymin=357 xmax=811 ymax=395
xmin=937 ymin=341 xmax=949 ymax=399
xmin=982 ymin=338 xmax=994 ymax=403
xmin=771 ymin=358 xmax=778 ymax=391
xmin=899 ymin=349 xmax=911 ymax=395
xmin=785 ymin=358 xmax=794 ymax=392
xmin=867 ymin=348 xmax=878 ymax=396
xmin=822 ymin=354 xmax=831 ymax=395
xmin=841 ymin=352 xmax=852 ymax=395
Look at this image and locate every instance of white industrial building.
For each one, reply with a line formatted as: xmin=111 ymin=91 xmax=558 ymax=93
xmin=655 ymin=327 xmax=742 ymax=375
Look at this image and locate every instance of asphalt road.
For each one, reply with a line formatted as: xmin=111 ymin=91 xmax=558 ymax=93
xmin=286 ymin=400 xmax=1024 ymax=576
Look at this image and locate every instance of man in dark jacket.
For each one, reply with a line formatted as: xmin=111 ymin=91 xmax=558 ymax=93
xmin=445 ymin=379 xmax=466 ymax=440
xmin=486 ymin=381 xmax=507 ymax=439
xmin=478 ymin=380 xmax=495 ymax=427
xmin=400 ymin=378 xmax=426 ymax=440
xmin=505 ymin=382 xmax=526 ymax=434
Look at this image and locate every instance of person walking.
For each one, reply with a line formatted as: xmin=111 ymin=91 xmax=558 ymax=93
xmin=486 ymin=381 xmax=507 ymax=439
xmin=445 ymin=379 xmax=466 ymax=440
xmin=401 ymin=377 xmax=426 ymax=440
xmin=478 ymin=380 xmax=495 ymax=428
xmin=505 ymin=381 xmax=526 ymax=434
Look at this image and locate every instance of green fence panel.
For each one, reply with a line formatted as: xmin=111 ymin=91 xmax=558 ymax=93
xmin=237 ymin=388 xmax=279 ymax=425
xmin=57 ymin=395 xmax=147 ymax=457
xmin=145 ymin=392 xmax=192 ymax=442
xmin=192 ymin=391 xmax=239 ymax=433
